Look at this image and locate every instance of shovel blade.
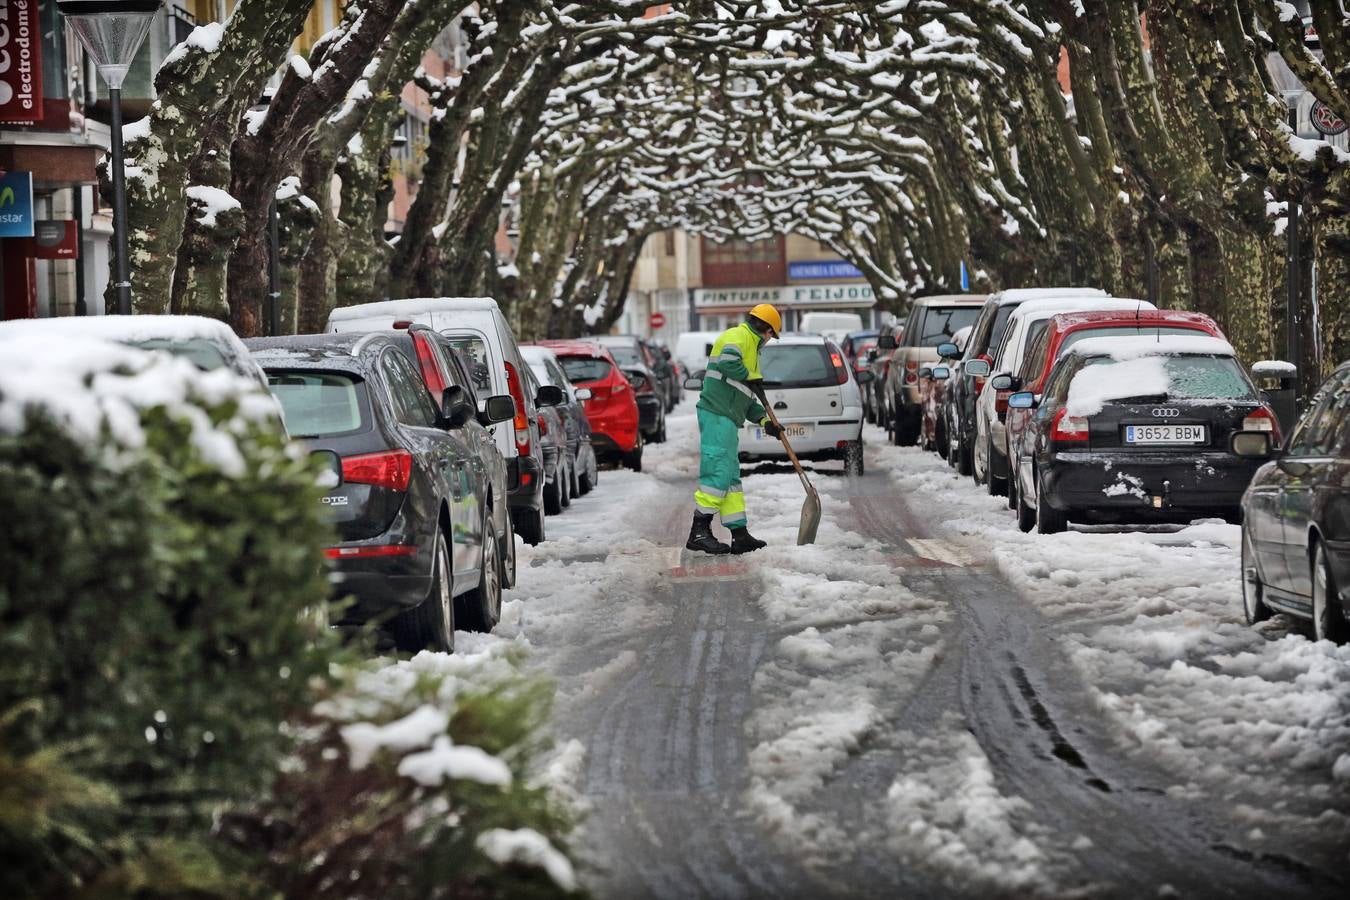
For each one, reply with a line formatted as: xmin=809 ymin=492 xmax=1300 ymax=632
xmin=797 ymin=483 xmax=822 ymax=545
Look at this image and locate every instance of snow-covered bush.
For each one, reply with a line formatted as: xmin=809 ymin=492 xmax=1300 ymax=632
xmin=0 ymin=338 xmax=336 ymax=896
xmin=232 ymin=641 xmax=583 ymax=898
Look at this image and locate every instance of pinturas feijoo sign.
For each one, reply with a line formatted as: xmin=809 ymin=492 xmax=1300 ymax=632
xmin=0 ymin=0 xmax=43 ymax=125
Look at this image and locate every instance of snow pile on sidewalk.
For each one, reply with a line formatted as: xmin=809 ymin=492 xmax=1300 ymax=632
xmin=871 ymin=431 xmax=1350 ymax=842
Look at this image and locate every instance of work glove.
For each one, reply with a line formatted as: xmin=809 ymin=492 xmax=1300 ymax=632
xmin=761 ymin=417 xmax=785 ymax=439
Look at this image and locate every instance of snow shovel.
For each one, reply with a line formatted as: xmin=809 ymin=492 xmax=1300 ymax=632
xmin=762 ymin=406 xmax=821 ymax=545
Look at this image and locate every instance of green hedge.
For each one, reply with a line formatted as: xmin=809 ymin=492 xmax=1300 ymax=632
xmin=0 ymin=347 xmax=582 ymax=899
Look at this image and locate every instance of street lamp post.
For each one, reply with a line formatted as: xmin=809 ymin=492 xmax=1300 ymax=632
xmin=57 ymin=0 xmax=162 ymax=316
xmin=1285 ymin=92 xmax=1303 ymax=404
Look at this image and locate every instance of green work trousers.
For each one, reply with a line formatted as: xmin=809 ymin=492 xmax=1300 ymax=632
xmin=694 ymin=406 xmax=747 ymax=528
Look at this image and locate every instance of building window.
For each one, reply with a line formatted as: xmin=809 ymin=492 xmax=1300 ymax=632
xmin=663 ymin=230 xmax=676 ymax=257
xmin=701 ymin=234 xmax=785 ymax=288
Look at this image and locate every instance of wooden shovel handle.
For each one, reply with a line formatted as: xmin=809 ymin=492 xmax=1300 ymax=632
xmin=761 ymin=404 xmax=812 ymax=489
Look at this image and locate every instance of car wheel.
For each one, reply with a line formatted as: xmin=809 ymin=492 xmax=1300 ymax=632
xmin=1312 ymin=542 xmax=1348 ymax=643
xmin=623 ymin=434 xmax=644 ymax=471
xmin=986 ymin=434 xmax=1007 ymax=497
xmin=1241 ymin=526 xmax=1270 ymax=625
xmin=391 ymin=529 xmax=454 ymax=652
xmin=957 ymin=434 xmax=973 ymax=477
xmin=654 ymin=411 xmax=668 ymax=444
xmin=578 ymin=462 xmax=593 ymax=495
xmin=844 ymin=439 xmax=864 ymax=476
xmin=502 ymin=512 xmax=518 ymax=589
xmin=544 ymin=468 xmax=562 ymax=515
xmin=1036 ymin=468 xmax=1067 ymax=535
xmin=896 ymin=406 xmax=919 ymax=447
xmin=935 ymin=418 xmax=948 ymax=460
xmin=1006 ymin=459 xmax=1019 ymax=510
xmin=560 ymin=461 xmax=572 ymax=509
xmin=517 ymin=506 xmax=546 ymax=545
xmin=1016 ymin=469 xmax=1036 ymax=533
xmin=457 ymin=517 xmax=501 ymax=633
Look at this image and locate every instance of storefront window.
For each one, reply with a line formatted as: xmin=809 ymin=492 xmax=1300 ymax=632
xmin=701 ymin=234 xmax=784 ymax=287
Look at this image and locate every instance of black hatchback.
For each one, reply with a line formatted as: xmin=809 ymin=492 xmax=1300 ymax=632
xmin=247 ymin=332 xmax=514 ymax=652
xmin=1236 ymin=362 xmax=1350 ymax=643
xmin=1008 ymin=336 xmax=1277 ymax=534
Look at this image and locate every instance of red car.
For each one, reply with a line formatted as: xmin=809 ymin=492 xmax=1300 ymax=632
xmin=539 ymin=340 xmax=644 ymax=471
xmin=1003 ymin=309 xmax=1229 ymax=510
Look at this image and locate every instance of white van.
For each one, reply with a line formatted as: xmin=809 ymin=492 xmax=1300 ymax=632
xmin=797 ymin=312 xmax=865 ymax=344
xmin=674 ymin=330 xmax=722 ymax=376
xmin=327 ymin=298 xmax=555 ymax=546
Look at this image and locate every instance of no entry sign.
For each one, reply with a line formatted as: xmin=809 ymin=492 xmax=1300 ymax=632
xmin=649 ymin=312 xmax=667 ymax=329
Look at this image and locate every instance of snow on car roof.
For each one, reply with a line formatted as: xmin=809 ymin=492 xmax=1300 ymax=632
xmin=990 ymin=287 xmax=1109 ymax=302
xmin=520 ymin=345 xmax=558 ymax=363
xmin=1048 ymin=308 xmax=1218 ymax=329
xmin=327 ymin=297 xmax=499 ymax=322
xmin=1011 ymin=297 xmax=1155 ymax=318
xmin=764 ymin=334 xmax=832 ymax=345
xmin=0 ymin=314 xmax=250 ymax=356
xmin=1067 ymin=335 xmax=1236 ymax=359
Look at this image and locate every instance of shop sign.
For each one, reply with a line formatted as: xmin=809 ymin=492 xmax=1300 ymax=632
xmin=788 ymin=260 xmax=863 ymax=280
xmin=1311 ymin=100 xmax=1347 ymax=137
xmin=30 ymin=219 xmax=78 ymax=259
xmin=695 ymin=282 xmax=875 ymax=309
xmin=0 ymin=0 xmax=43 ymax=125
xmin=0 ymin=170 xmax=34 ymax=237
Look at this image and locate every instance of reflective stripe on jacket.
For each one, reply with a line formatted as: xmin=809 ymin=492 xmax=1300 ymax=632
xmin=697 ymin=323 xmax=768 ymax=425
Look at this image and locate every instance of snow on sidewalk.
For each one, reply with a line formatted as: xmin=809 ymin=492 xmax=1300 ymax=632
xmin=869 ymin=427 xmax=1350 ymax=844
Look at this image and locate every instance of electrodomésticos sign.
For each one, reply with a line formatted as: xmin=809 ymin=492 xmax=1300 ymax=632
xmin=788 ymin=259 xmax=863 ymax=280
xmin=0 ymin=170 xmax=35 ymax=237
xmin=0 ymin=0 xmax=44 ymax=125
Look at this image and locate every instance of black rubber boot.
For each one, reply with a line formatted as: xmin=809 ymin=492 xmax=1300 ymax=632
xmin=729 ymin=527 xmax=767 ymax=554
xmin=686 ymin=512 xmax=731 ymax=554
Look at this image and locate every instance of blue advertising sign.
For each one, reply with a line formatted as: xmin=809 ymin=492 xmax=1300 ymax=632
xmin=788 ymin=259 xmax=862 ymax=281
xmin=0 ymin=171 xmax=35 ymax=238
xmin=960 ymin=259 xmax=969 ymax=291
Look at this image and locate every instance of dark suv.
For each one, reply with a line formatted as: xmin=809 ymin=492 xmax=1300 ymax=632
xmin=248 ymin=333 xmax=515 ymax=652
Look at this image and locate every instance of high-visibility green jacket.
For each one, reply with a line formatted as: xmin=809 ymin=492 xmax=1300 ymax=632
xmin=697 ymin=323 xmax=768 ymax=425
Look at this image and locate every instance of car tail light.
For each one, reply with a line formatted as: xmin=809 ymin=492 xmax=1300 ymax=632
xmin=995 ymin=391 xmax=1010 ymax=415
xmin=1243 ymin=406 xmax=1282 ymax=444
xmin=1049 ymin=409 xmax=1089 ymax=443
xmin=831 ymin=351 xmax=849 ymax=385
xmin=325 ymin=544 xmax=418 ymax=559
xmin=904 ymin=359 xmax=919 ymax=385
xmin=342 ymin=449 xmax=413 ymax=491
xmin=411 ymin=334 xmax=447 ymax=395
xmin=504 ymin=361 xmax=532 ymax=454
xmin=393 ymin=320 xmax=412 ymax=330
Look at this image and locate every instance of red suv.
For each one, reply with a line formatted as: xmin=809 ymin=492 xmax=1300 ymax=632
xmin=1003 ymin=309 xmax=1230 ymax=508
xmin=540 ymin=340 xmax=644 ymax=471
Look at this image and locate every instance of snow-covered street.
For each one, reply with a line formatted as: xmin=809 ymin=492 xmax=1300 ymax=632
xmin=493 ymin=412 xmax=1349 ymax=899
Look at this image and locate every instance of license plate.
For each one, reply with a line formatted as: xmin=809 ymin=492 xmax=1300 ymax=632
xmin=1124 ymin=424 xmax=1206 ymax=445
xmin=755 ymin=423 xmax=814 ymax=440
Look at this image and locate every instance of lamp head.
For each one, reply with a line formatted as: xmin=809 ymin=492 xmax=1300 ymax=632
xmin=58 ymin=0 xmax=162 ymax=89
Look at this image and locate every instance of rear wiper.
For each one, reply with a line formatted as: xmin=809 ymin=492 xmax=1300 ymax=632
xmin=1114 ymin=394 xmax=1169 ymax=403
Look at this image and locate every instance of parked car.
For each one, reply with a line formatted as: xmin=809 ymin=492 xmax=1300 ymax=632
xmin=394 ymin=325 xmax=519 ymax=589
xmin=840 ymin=329 xmax=879 ymax=374
xmin=1001 ymin=308 xmax=1228 ymax=518
xmin=646 ymin=338 xmax=684 ymax=411
xmin=878 ymin=295 xmax=986 ymax=446
xmin=940 ymin=288 xmax=1108 ymax=476
xmin=595 ymin=335 xmax=667 ymax=443
xmin=1007 ymin=335 xmax=1277 ymax=534
xmin=725 ymin=335 xmax=872 ymax=476
xmin=675 ymin=330 xmax=722 ymax=379
xmin=541 ymin=339 xmax=644 ymax=471
xmin=248 ymin=332 xmax=516 ymax=650
xmin=521 ymin=363 xmax=571 ymax=516
xmin=523 ymin=344 xmax=600 ymax=500
xmin=799 ymin=311 xmax=865 ymax=346
xmin=866 ymin=323 xmax=903 ymax=425
xmin=326 ymin=298 xmax=562 ymax=546
xmin=1237 ymin=361 xmax=1350 ymax=643
xmin=918 ymin=326 xmax=970 ymax=455
xmin=970 ymin=297 xmax=1154 ymax=496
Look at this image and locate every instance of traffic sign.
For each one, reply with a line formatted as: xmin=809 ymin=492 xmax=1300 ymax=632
xmin=649 ymin=312 xmax=667 ymax=329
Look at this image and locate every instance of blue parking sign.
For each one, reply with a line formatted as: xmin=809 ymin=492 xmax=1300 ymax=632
xmin=0 ymin=171 xmax=35 ymax=238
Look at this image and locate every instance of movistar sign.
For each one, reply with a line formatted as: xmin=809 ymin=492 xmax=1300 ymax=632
xmin=0 ymin=170 xmax=33 ymax=237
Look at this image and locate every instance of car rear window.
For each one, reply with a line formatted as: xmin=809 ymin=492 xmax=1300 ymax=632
xmin=266 ymin=370 xmax=366 ymax=437
xmin=605 ymin=344 xmax=643 ymax=367
xmin=1076 ymin=354 xmax=1255 ymax=404
xmin=1059 ymin=326 xmax=1208 ymax=355
xmin=759 ymin=345 xmax=834 ymax=388
xmin=559 ymin=356 xmax=612 ymax=384
xmin=128 ymin=337 xmax=229 ymax=371
xmin=917 ymin=306 xmax=981 ymax=346
xmin=441 ymin=333 xmax=493 ymax=394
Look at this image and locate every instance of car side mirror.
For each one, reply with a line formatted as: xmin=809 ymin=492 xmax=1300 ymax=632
xmin=479 ymin=394 xmax=516 ymax=426
xmin=936 ymin=341 xmax=959 ymax=360
xmin=866 ymin=348 xmax=879 ymax=361
xmin=933 ymin=366 xmax=950 ymax=380
xmin=918 ymin=366 xmax=933 ymax=379
xmin=574 ymin=387 xmax=593 ymax=401
xmin=1230 ymin=431 xmax=1274 ymax=459
xmin=1007 ymin=391 xmax=1037 ymax=410
xmin=989 ymin=373 xmax=1015 ymax=391
xmin=438 ymin=385 xmax=474 ymax=429
xmin=536 ymin=384 xmax=564 ymax=408
xmin=683 ymin=374 xmax=703 ymax=390
xmin=877 ymin=334 xmax=897 ymax=350
xmin=964 ymin=359 xmax=991 ymax=377
xmin=855 ymin=370 xmax=874 ymax=385
xmin=311 ymin=449 xmax=343 ymax=488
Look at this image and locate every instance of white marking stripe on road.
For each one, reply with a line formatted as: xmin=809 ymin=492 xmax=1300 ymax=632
xmin=907 ymin=539 xmax=979 ymax=567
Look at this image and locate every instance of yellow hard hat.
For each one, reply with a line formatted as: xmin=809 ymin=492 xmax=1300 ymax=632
xmin=748 ymin=303 xmax=782 ymax=337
